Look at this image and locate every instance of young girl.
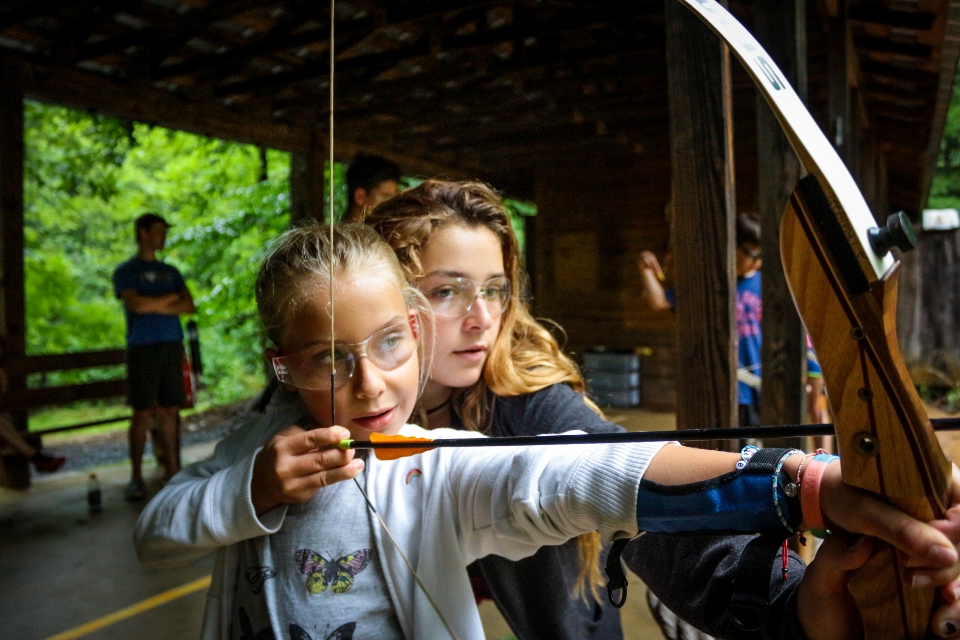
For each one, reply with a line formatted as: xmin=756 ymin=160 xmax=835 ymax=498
xmin=135 ymin=223 xmax=960 ymax=640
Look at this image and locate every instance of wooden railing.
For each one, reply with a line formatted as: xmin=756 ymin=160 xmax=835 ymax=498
xmin=0 ymin=348 xmax=126 ymax=411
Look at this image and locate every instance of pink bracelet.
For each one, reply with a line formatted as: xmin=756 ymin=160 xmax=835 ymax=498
xmin=800 ymin=454 xmax=839 ymax=531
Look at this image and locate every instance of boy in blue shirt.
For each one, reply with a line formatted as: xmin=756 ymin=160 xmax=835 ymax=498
xmin=638 ymin=212 xmax=824 ymax=427
xmin=113 ymin=213 xmax=195 ymax=499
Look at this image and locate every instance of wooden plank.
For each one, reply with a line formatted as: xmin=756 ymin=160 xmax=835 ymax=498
xmin=3 ymin=349 xmax=126 ymax=376
xmin=664 ymin=0 xmax=738 ymax=444
xmin=0 ymin=0 xmax=81 ymax=30
xmin=754 ymin=0 xmax=808 ymax=430
xmin=73 ymin=0 xmax=269 ymax=63
xmin=827 ymin=4 xmax=853 ymax=164
xmin=849 ymin=6 xmax=936 ymax=30
xmin=23 ymin=58 xmax=306 ymax=152
xmin=213 ymin=6 xmax=662 ymax=97
xmin=290 ymin=128 xmax=325 ymax=225
xmin=917 ymin=0 xmax=960 ymax=210
xmin=0 ymin=379 xmax=126 ymax=410
xmin=0 ymin=54 xmax=28 ymax=487
xmin=20 ymin=57 xmax=467 ymax=182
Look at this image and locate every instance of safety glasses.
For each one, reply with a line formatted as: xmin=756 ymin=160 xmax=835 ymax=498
xmin=272 ymin=320 xmax=417 ymax=391
xmin=418 ymin=276 xmax=510 ymax=318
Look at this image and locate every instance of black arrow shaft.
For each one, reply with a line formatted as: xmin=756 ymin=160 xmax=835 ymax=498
xmin=351 ymin=418 xmax=960 ymax=450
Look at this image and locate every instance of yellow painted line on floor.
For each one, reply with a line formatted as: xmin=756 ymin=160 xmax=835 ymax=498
xmin=44 ymin=575 xmax=212 ymax=640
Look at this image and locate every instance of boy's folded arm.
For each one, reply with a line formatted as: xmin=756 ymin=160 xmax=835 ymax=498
xmin=134 ymin=447 xmax=288 ymax=567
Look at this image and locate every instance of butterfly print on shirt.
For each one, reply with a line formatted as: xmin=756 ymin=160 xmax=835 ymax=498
xmin=289 ymin=622 xmax=356 ymax=640
xmin=245 ymin=566 xmax=277 ymax=595
xmin=294 ymin=548 xmax=373 ymax=594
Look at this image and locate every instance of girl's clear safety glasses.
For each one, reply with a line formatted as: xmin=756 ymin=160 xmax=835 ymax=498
xmin=272 ymin=320 xmax=417 ymax=391
xmin=419 ymin=276 xmax=510 ymax=318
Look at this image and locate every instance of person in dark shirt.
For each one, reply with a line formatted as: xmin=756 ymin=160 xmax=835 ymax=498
xmin=112 ymin=213 xmax=195 ymax=500
xmin=343 ymin=154 xmax=400 ymax=223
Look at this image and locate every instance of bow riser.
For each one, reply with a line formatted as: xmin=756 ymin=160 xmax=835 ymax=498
xmin=782 ymin=177 xmax=950 ymax=638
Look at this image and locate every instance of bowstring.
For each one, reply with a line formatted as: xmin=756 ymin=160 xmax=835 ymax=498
xmin=326 ymin=4 xmax=460 ymax=638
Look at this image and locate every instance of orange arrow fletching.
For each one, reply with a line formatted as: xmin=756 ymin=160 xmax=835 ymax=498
xmin=369 ymin=432 xmax=435 ymax=460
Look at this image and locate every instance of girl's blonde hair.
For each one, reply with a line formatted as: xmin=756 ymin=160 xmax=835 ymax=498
xmin=366 ymin=179 xmax=605 ymax=600
xmin=256 ymin=223 xmax=432 ymax=396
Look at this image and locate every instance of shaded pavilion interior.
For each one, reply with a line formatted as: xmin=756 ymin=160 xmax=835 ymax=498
xmin=0 ymin=0 xmax=958 ymax=484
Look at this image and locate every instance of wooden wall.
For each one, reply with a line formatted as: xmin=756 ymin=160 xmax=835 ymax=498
xmin=531 ymin=155 xmax=676 ymax=409
xmin=898 ymin=229 xmax=960 ymax=389
xmin=529 ymin=67 xmax=760 ymax=412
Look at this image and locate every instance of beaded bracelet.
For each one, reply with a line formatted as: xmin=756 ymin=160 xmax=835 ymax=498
xmin=772 ymin=449 xmax=804 ymax=533
xmin=736 ymin=445 xmax=760 ymax=470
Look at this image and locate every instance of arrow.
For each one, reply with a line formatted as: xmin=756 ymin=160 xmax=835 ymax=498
xmin=339 ymin=417 xmax=960 ymax=460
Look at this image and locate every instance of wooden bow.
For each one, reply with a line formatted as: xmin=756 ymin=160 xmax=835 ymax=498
xmin=677 ymin=1 xmax=952 ymax=637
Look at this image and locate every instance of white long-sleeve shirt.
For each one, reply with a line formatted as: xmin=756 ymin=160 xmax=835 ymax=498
xmin=134 ymin=388 xmax=666 ymax=640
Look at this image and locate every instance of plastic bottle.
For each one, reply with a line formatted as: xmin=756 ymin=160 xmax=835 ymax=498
xmin=87 ymin=473 xmax=102 ymax=513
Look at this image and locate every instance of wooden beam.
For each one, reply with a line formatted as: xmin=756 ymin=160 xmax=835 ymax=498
xmin=153 ymin=10 xmax=339 ymax=81
xmin=214 ymin=37 xmax=433 ymax=97
xmin=153 ymin=0 xmax=505 ymax=80
xmin=918 ymin=0 xmax=960 ymax=211
xmin=3 ymin=349 xmax=125 ymax=376
xmin=331 ymin=139 xmax=473 ymax=183
xmin=19 ymin=57 xmax=466 ymax=179
xmin=290 ymin=127 xmax=325 ymax=225
xmin=827 ymin=3 xmax=853 ymax=164
xmin=319 ymin=38 xmax=664 ymax=110
xmin=215 ymin=7 xmax=662 ymax=97
xmin=848 ymin=5 xmax=935 ymax=30
xmin=754 ymin=0 xmax=808 ymax=434
xmin=664 ymin=0 xmax=737 ymax=444
xmin=0 ymin=0 xmax=85 ymax=30
xmin=73 ymin=0 xmax=270 ymax=63
xmin=852 ymin=35 xmax=934 ymax=60
xmin=0 ymin=53 xmax=28 ymax=487
xmin=0 ymin=379 xmax=126 ymax=410
xmin=52 ymin=0 xmax=129 ymax=63
xmin=23 ymin=57 xmax=306 ymax=151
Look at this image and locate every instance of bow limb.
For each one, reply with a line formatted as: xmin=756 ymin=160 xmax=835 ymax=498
xmin=675 ymin=1 xmax=951 ymax=637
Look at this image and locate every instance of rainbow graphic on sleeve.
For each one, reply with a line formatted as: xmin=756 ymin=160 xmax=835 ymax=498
xmin=405 ymin=468 xmax=423 ymax=485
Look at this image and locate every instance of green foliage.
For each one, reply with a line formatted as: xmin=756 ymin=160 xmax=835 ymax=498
xmin=24 ymin=101 xmax=291 ymax=404
xmin=23 ymin=101 xmax=537 ymax=417
xmin=504 ymin=197 xmax=537 ymax=262
xmin=928 ymin=65 xmax=960 ymax=209
xmin=326 ymin=161 xmax=349 ymax=222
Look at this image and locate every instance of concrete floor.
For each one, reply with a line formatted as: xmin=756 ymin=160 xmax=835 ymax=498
xmin=0 ymin=409 xmax=676 ymax=640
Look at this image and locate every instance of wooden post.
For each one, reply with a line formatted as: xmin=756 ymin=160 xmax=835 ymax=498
xmin=754 ymin=1 xmax=808 ymax=433
xmin=827 ymin=2 xmax=852 ymax=165
xmin=664 ymin=0 xmax=738 ymax=445
xmin=0 ymin=54 xmax=29 ymax=489
xmin=290 ymin=128 xmax=325 ymax=226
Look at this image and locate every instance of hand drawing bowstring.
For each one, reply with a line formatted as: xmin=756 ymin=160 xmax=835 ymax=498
xmin=325 ymin=3 xmax=461 ymax=637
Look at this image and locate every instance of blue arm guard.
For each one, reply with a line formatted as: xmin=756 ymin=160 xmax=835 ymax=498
xmin=636 ymin=448 xmax=804 ymax=535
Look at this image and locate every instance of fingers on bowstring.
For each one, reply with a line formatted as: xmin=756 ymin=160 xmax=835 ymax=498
xmin=287 ymin=425 xmax=350 ymax=454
